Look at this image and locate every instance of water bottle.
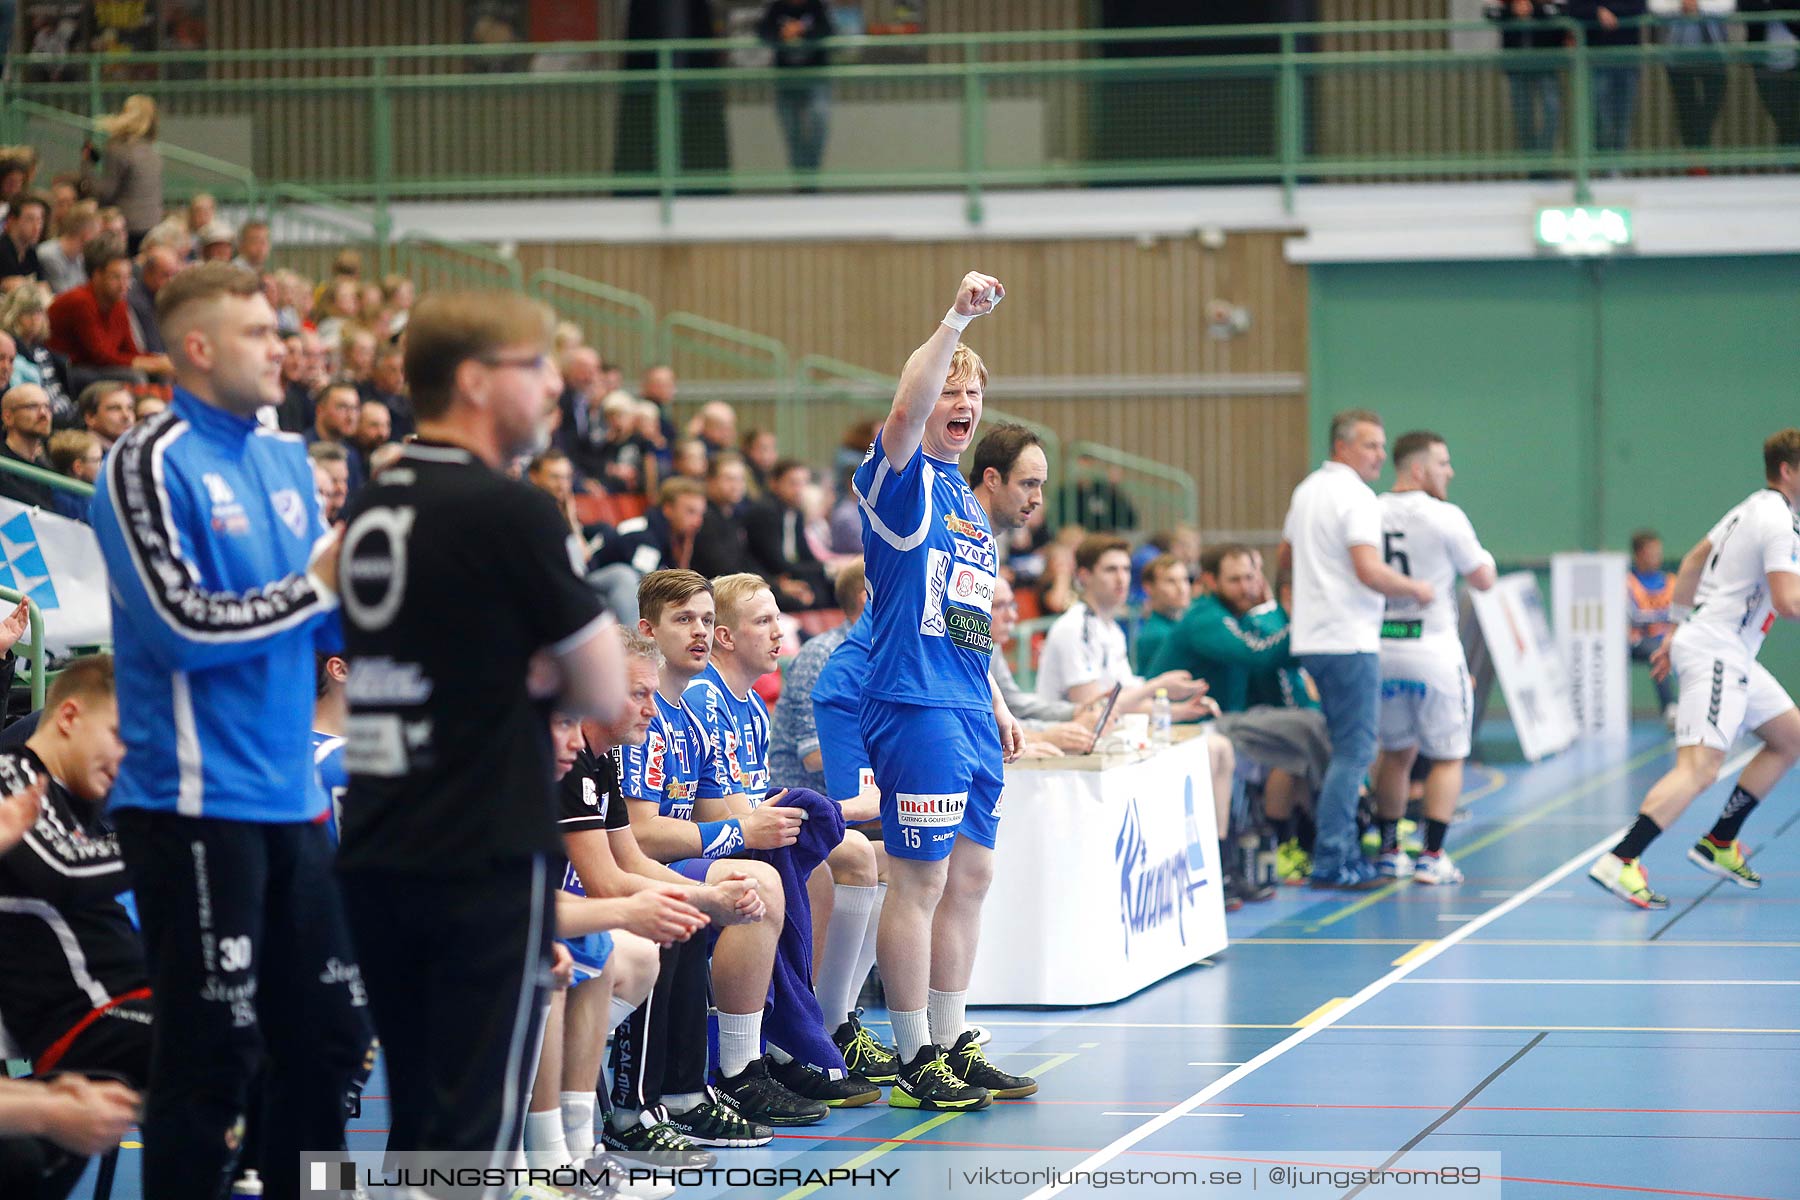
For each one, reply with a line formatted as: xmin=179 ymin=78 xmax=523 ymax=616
xmin=1150 ymin=688 xmax=1172 ymax=748
xmin=231 ymin=1170 xmax=264 ymax=1197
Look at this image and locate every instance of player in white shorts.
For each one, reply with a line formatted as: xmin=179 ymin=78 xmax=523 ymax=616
xmin=1372 ymin=432 xmax=1496 ymax=885
xmin=1590 ymin=429 xmax=1800 ymax=909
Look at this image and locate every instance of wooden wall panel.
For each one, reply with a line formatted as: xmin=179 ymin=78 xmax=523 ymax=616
xmin=513 ymin=232 xmax=1308 ymax=537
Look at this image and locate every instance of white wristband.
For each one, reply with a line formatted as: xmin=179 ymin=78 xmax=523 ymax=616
xmin=941 ymin=307 xmax=976 ymax=333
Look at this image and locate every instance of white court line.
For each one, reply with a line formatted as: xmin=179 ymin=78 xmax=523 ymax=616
xmin=1398 ymin=978 xmax=1800 ymax=986
xmin=1101 ymin=1112 xmax=1243 ymax=1119
xmin=1020 ymin=744 xmax=1756 ymax=1200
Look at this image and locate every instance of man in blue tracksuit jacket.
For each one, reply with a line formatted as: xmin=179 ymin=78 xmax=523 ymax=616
xmin=89 ymin=264 xmax=373 ymax=1200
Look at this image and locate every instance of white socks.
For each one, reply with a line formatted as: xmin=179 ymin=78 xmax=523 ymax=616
xmin=850 ymin=884 xmax=885 ymax=1019
xmin=890 ymin=1007 xmax=931 ymax=1064
xmin=559 ymin=1092 xmax=595 ymax=1158
xmin=717 ymin=1010 xmax=763 ymax=1079
xmin=523 ymin=1109 xmax=571 ymax=1168
xmin=813 ymin=883 xmax=879 ymax=1030
xmin=928 ymin=988 xmax=968 ymax=1048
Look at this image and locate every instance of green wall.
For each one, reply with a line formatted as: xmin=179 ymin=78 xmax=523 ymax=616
xmin=1309 ymin=254 xmax=1800 ymax=702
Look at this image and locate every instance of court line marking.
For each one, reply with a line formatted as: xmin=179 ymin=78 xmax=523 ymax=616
xmin=1100 ymin=1111 xmax=1243 ymax=1118
xmin=969 ymin=1020 xmax=1800 ymax=1032
xmin=1391 ymin=939 xmax=1438 ymax=966
xmin=1301 ymin=741 xmax=1675 ymax=932
xmin=1292 ymin=997 xmax=1350 ymax=1027
xmin=1242 ymin=937 xmax=1800 ymax=946
xmin=775 ymin=1051 xmax=1079 ymax=1200
xmin=1397 ymin=978 xmax=1800 ymax=986
xmin=1020 ymin=819 xmax=1647 ymax=1200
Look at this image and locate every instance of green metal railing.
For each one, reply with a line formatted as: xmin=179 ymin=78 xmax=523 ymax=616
xmin=4 ymin=95 xmax=258 ymax=210
xmin=5 ymin=15 xmax=1797 ymax=220
xmin=1067 ymin=439 xmax=1201 ymax=538
xmin=389 ymin=231 xmax=524 ymax=294
xmin=529 ymin=270 xmax=659 ymax=379
xmin=0 ymin=585 xmax=50 ymax=712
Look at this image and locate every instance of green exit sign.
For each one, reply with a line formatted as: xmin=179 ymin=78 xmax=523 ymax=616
xmin=1536 ymin=206 xmax=1633 ymax=256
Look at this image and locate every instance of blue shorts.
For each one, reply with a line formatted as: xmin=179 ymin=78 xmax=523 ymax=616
xmin=815 ymin=698 xmax=871 ymax=803
xmin=860 ymin=698 xmax=1004 ymax=862
xmin=671 ymin=857 xmax=711 ymax=882
xmin=562 ymin=930 xmax=614 ymax=983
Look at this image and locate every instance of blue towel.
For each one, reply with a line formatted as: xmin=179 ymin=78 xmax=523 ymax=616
xmin=751 ymin=786 xmax=847 ymax=1072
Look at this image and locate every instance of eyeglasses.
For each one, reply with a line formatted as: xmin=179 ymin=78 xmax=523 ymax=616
xmin=480 ymin=353 xmax=547 ymax=372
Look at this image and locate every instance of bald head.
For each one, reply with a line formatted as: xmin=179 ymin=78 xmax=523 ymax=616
xmin=139 ymin=245 xmax=181 ymax=294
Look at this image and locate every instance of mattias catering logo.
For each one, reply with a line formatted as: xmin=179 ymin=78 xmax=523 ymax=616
xmin=1114 ymin=787 xmax=1208 ymax=959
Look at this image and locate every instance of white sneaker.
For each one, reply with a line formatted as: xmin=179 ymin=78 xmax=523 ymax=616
xmin=1375 ymin=848 xmax=1413 ymax=878
xmin=1412 ymin=851 xmax=1464 ymax=885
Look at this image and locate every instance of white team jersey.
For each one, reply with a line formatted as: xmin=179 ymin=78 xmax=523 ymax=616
xmin=1378 ymin=491 xmax=1493 ymax=641
xmin=1684 ymin=488 xmax=1800 ymax=661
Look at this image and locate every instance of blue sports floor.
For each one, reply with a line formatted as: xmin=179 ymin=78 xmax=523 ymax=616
xmin=98 ymin=721 xmax=1799 ymax=1199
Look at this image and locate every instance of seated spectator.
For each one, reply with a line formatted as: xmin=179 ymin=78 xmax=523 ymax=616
xmin=46 ymin=174 xmax=78 ymax=233
xmin=692 ymin=400 xmax=738 ymax=458
xmin=45 ymin=429 xmax=101 ymax=523
xmin=131 ymin=393 xmax=165 ymax=423
xmin=1035 ymin=525 xmax=1085 ymax=616
xmin=1151 ymin=542 xmax=1329 ymax=883
xmin=341 ymin=327 xmax=378 ymax=385
xmin=33 ymin=201 xmax=99 ymax=296
xmin=0 ymin=288 xmax=75 ymax=427
xmin=183 ymin=192 xmax=215 ymax=246
xmin=742 ymin=428 xmax=779 ymax=496
xmin=769 ymin=560 xmax=867 ymax=797
xmin=78 ymin=381 xmax=134 ymax=456
xmin=588 ymin=476 xmax=710 ymax=585
xmin=745 ymin=458 xmax=831 ymax=610
xmin=276 ymin=331 xmax=315 ymax=432
xmin=635 ymin=398 xmax=672 ymax=472
xmin=308 ymin=441 xmax=351 ymax=522
xmin=693 ymin=451 xmax=756 ymax=580
xmin=1627 ymin=528 xmax=1679 ymax=726
xmin=311 ymin=276 xmax=359 ymax=351
xmin=1058 ymin=459 xmax=1139 ymax=534
xmin=0 ymin=384 xmax=57 ymax=509
xmin=233 ymin=219 xmax=271 ymax=276
xmin=95 ymin=207 xmax=128 ymax=246
xmin=0 ymin=193 xmax=46 ymax=288
xmin=670 ymin=436 xmax=709 ymax=482
xmin=0 ymin=656 xmax=148 ymax=1086
xmin=125 ymin=243 xmax=182 ymax=357
xmin=353 ymin=398 xmax=392 ymax=459
xmin=640 ymin=363 xmax=681 ymax=447
xmin=379 ymin=274 xmax=413 ymax=340
xmin=304 ymin=381 xmax=367 ymax=493
xmin=1134 ymin=553 xmax=1193 ymax=674
xmin=590 ymin=390 xmax=660 ymax=498
xmin=196 ymin=223 xmax=235 ymax=264
xmin=357 ymin=344 xmax=412 ymax=438
xmin=557 ymin=346 xmax=605 ymax=439
xmin=270 ymin=269 xmax=308 ymax=336
xmin=528 ymin=447 xmax=589 ymax=542
xmin=47 ymin=235 xmax=171 ymax=391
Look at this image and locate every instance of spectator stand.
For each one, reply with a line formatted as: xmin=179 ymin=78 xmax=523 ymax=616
xmin=658 ymin=309 xmax=790 ymax=454
xmin=1064 ymin=439 xmax=1199 ymax=540
xmin=256 ymin=181 xmax=388 ymax=285
xmin=389 ymin=229 xmax=523 ymax=294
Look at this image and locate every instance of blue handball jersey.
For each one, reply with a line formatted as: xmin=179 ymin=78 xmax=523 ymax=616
xmin=310 ymin=730 xmax=348 ymax=844
xmin=853 ymin=430 xmax=998 ymax=712
xmin=685 ymin=663 xmax=771 ymax=807
xmin=617 ymin=691 xmax=730 ymax=820
xmin=811 ymin=612 xmax=874 ymax=801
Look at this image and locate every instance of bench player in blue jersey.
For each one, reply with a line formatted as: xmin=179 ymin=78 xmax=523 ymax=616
xmin=311 ymin=654 xmax=348 ymax=844
xmin=689 ymin=573 xmax=883 ymax=1108
xmin=853 ymin=271 xmax=1035 ymax=1111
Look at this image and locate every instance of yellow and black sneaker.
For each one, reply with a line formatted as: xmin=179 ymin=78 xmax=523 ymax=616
xmin=889 ymin=1044 xmax=991 ymax=1111
xmin=1587 ymin=852 xmax=1669 ymax=910
xmin=767 ymin=1055 xmax=882 ymax=1108
xmin=1688 ymin=837 xmax=1762 ymax=889
xmin=832 ymin=1011 xmax=899 ymax=1085
xmin=948 ymin=1030 xmax=1038 ymax=1099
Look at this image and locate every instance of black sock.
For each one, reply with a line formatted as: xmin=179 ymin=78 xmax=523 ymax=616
xmin=1708 ymin=785 xmax=1761 ymax=844
xmin=1296 ymin=809 xmax=1317 ymax=853
xmin=1379 ymin=818 xmax=1400 ymax=852
xmin=1612 ymin=813 xmax=1663 ymax=862
xmin=1424 ymin=818 xmax=1448 ymax=854
xmin=1274 ymin=812 xmax=1298 ymax=844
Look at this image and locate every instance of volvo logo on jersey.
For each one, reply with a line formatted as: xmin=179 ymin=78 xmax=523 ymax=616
xmin=1114 ymin=792 xmax=1207 ymax=959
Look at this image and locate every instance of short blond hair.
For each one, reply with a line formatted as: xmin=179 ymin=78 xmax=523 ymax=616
xmin=711 ymin=573 xmax=773 ymax=630
xmin=404 ymin=291 xmax=553 ymax=421
xmin=946 ymin=343 xmax=988 ymax=390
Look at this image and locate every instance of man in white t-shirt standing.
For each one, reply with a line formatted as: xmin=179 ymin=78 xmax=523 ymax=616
xmin=1373 ymin=432 xmax=1496 ymax=886
xmin=1589 ymin=430 xmax=1800 ymax=910
xmin=1279 ymin=409 xmax=1434 ymax=890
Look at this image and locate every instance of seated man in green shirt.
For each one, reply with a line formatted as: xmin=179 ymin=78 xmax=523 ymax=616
xmin=1150 ymin=543 xmax=1328 ymax=880
xmin=1133 ymin=553 xmax=1191 ymax=675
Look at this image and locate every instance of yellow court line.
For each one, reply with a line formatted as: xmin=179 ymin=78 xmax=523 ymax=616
xmin=119 ymin=1140 xmax=142 ymax=1149
xmin=1302 ymin=742 xmax=1671 ymax=933
xmin=1292 ymin=997 xmax=1351 ymax=1027
xmin=1332 ymin=1024 xmax=1800 ymax=1034
xmin=777 ymin=1051 xmax=1081 ymax=1200
xmin=1390 ymin=940 xmax=1439 ymax=967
